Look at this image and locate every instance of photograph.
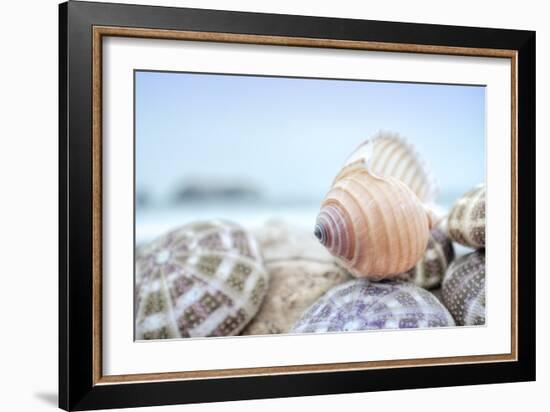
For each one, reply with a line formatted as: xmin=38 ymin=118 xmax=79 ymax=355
xmin=134 ymin=70 xmax=487 ymax=340
xmin=55 ymin=2 xmax=535 ymax=409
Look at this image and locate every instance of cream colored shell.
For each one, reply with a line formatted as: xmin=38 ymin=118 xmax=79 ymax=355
xmin=448 ymin=184 xmax=485 ymax=249
xmin=337 ymin=131 xmax=439 ymax=203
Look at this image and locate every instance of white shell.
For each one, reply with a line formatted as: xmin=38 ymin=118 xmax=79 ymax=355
xmin=337 ymin=131 xmax=439 ymax=203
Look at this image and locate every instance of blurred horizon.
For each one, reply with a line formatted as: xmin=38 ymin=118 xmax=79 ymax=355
xmin=135 ymin=70 xmax=485 ymax=242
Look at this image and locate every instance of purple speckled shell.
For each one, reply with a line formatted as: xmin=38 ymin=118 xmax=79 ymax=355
xmin=291 ymin=279 xmax=455 ymax=333
xmin=442 ymin=250 xmax=485 ymax=326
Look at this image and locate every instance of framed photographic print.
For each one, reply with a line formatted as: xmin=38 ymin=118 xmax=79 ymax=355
xmin=59 ymin=1 xmax=535 ymax=410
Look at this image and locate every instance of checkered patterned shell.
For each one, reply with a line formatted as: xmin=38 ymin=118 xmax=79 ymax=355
xmin=291 ymin=279 xmax=455 ymax=333
xmin=135 ymin=220 xmax=269 ymax=340
xmin=442 ymin=250 xmax=485 ymax=326
xmin=448 ymin=184 xmax=485 ymax=249
xmin=397 ymin=226 xmax=455 ymax=289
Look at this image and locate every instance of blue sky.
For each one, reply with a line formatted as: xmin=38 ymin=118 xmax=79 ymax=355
xmin=135 ymin=71 xmax=485 ymax=207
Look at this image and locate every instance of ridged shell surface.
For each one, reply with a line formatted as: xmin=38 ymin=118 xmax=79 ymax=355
xmin=335 ymin=131 xmax=439 ymax=203
xmin=442 ymin=250 xmax=485 ymax=326
xmin=135 ymin=220 xmax=269 ymax=339
xmin=291 ymin=279 xmax=455 ymax=333
xmin=315 ymin=168 xmax=432 ymax=279
xmin=448 ymin=184 xmax=485 ymax=248
xmin=397 ymin=226 xmax=455 ymax=289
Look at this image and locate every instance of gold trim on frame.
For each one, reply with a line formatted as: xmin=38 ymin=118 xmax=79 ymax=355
xmin=92 ymin=26 xmax=518 ymax=386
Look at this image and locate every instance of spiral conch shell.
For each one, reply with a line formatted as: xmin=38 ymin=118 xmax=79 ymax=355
xmin=315 ymin=132 xmax=437 ymax=279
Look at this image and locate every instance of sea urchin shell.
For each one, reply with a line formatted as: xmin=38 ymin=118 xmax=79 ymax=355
xmin=291 ymin=279 xmax=455 ymax=333
xmin=135 ymin=220 xmax=269 ymax=339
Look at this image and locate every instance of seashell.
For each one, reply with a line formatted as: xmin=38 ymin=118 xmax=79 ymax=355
xmin=135 ymin=220 xmax=269 ymax=339
xmin=441 ymin=250 xmax=485 ymax=326
xmin=397 ymin=226 xmax=455 ymax=289
xmin=335 ymin=131 xmax=439 ymax=203
xmin=448 ymin=184 xmax=485 ymax=249
xmin=291 ymin=279 xmax=455 ymax=333
xmin=243 ymin=221 xmax=351 ymax=335
xmin=315 ymin=163 xmax=433 ymax=279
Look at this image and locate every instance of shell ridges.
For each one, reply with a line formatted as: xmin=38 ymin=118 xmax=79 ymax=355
xmin=318 ymin=167 xmax=431 ymax=278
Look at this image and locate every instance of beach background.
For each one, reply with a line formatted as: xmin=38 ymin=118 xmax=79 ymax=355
xmin=135 ymin=71 xmax=485 ymax=244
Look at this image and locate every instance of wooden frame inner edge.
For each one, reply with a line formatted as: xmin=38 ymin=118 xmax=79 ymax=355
xmin=91 ymin=26 xmax=518 ymax=385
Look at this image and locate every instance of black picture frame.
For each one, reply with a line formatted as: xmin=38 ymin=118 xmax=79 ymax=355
xmin=59 ymin=1 xmax=536 ymax=410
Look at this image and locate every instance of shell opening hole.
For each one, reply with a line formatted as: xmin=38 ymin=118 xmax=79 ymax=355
xmin=314 ymin=224 xmax=326 ymax=245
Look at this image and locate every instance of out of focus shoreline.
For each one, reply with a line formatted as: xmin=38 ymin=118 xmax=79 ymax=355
xmin=135 ymin=191 xmax=463 ymax=245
